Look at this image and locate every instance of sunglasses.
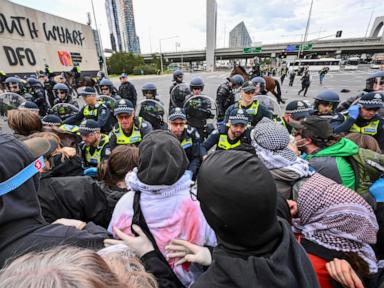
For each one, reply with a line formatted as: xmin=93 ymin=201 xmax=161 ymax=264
xmin=56 ymin=90 xmax=66 ymax=95
xmin=101 ymin=87 xmax=109 ymax=90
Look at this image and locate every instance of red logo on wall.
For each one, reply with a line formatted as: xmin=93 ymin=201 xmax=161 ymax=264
xmin=58 ymin=51 xmax=73 ymax=66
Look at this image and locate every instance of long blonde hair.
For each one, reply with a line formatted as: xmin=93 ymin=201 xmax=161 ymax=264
xmin=0 ymin=247 xmax=126 ymax=288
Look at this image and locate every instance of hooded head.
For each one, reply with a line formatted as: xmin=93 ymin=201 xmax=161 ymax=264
xmin=197 ymin=150 xmax=282 ymax=255
xmin=0 ymin=134 xmax=56 ymax=250
xmin=137 ymin=131 xmax=189 ymax=185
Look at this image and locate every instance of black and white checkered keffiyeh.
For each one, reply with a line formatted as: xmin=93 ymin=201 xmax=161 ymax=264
xmin=293 ymin=173 xmax=379 ymax=273
xmin=252 ymin=118 xmax=296 ymax=163
xmin=251 ymin=118 xmax=313 ymax=176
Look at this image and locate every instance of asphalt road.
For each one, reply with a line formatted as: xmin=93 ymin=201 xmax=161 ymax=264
xmin=117 ymin=64 xmax=375 ymax=115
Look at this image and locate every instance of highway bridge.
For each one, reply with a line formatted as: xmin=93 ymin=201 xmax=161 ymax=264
xmin=138 ymin=37 xmax=384 ymax=64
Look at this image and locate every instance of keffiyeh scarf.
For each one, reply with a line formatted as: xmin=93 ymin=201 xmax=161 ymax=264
xmin=293 ymin=173 xmax=379 ymax=273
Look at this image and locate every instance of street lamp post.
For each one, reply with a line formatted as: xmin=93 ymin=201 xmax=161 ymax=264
xmin=90 ymin=0 xmax=107 ymax=74
xmin=159 ymin=36 xmax=179 ymax=74
xmin=299 ymin=0 xmax=314 ymax=59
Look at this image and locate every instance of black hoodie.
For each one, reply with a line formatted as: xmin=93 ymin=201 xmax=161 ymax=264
xmin=0 ymin=133 xmax=107 ymax=268
xmin=194 ymin=150 xmax=319 ymax=288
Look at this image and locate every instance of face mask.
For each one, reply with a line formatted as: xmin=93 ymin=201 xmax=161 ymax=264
xmin=294 ymin=138 xmax=308 ymax=149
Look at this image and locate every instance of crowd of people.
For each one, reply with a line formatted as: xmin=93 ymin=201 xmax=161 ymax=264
xmin=0 ymin=66 xmax=384 ymax=288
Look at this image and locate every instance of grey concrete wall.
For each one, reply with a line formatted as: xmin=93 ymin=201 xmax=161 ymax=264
xmin=0 ymin=0 xmax=99 ymax=74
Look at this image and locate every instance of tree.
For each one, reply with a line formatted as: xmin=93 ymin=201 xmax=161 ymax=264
xmin=106 ymin=52 xmax=144 ymax=74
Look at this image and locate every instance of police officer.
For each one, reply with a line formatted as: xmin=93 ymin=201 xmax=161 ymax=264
xmin=224 ymin=81 xmax=272 ymax=127
xmin=63 ymin=86 xmax=112 ymax=133
xmin=283 ymin=100 xmax=312 ymax=133
xmin=78 ymin=119 xmax=111 ymax=168
xmin=142 ymin=82 xmax=162 ymax=102
xmin=51 ymin=83 xmax=79 ymax=121
xmin=335 ymin=92 xmax=384 ymax=151
xmin=250 ymin=56 xmax=261 ymax=78
xmin=25 ymin=77 xmax=48 ymax=115
xmin=251 ymin=77 xmax=267 ymax=95
xmin=18 ymin=101 xmax=40 ymax=114
xmin=189 ymin=77 xmax=205 ymax=96
xmin=70 ymin=64 xmax=81 ymax=87
xmin=109 ymin=99 xmax=152 ymax=149
xmin=99 ymin=78 xmax=119 ymax=99
xmin=169 ymin=69 xmax=184 ymax=95
xmin=204 ymin=108 xmax=251 ymax=151
xmin=168 ymin=107 xmax=203 ymax=179
xmin=37 ymin=71 xmax=56 ymax=107
xmin=118 ymin=73 xmax=137 ymax=107
xmin=5 ymin=77 xmax=24 ymax=95
xmin=96 ymin=71 xmax=106 ymax=83
xmin=139 ymin=83 xmax=167 ymax=130
xmin=216 ymin=74 xmax=244 ymax=122
xmin=0 ymin=70 xmax=7 ymax=91
xmin=312 ymin=90 xmax=344 ymax=129
xmin=42 ymin=114 xmax=63 ymax=128
xmin=337 ymin=71 xmax=384 ymax=113
xmin=53 ymin=83 xmax=78 ymax=106
xmin=44 ymin=64 xmax=53 ymax=78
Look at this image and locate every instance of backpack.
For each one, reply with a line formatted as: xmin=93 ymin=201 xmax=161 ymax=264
xmin=347 ymin=148 xmax=384 ymax=207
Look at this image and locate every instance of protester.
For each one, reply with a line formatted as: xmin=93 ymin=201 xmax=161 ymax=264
xmin=298 ymin=70 xmax=311 ymax=97
xmin=38 ymin=145 xmax=138 ymax=228
xmin=108 ymin=131 xmax=216 ymax=287
xmin=193 ymin=150 xmax=319 ymax=287
xmin=345 ymin=133 xmax=382 ymax=153
xmin=288 ymin=68 xmax=296 ymax=86
xmin=293 ymin=116 xmax=358 ymax=190
xmin=292 ymin=173 xmax=379 ymax=288
xmin=27 ymin=131 xmax=81 ymax=176
xmin=7 ymin=109 xmax=42 ymax=140
xmin=0 ymin=134 xmax=108 ymax=268
xmin=251 ymin=118 xmax=314 ymax=199
xmin=0 ymin=246 xmax=157 ymax=288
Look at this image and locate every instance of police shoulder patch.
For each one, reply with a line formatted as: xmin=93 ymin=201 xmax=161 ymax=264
xmin=105 ymin=148 xmax=111 ymax=156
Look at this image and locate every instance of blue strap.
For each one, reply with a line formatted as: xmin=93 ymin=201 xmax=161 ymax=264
xmin=0 ymin=156 xmax=45 ymax=197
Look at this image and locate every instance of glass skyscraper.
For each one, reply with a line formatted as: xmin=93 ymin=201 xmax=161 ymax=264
xmin=229 ymin=21 xmax=252 ymax=48
xmin=105 ymin=0 xmax=141 ymax=54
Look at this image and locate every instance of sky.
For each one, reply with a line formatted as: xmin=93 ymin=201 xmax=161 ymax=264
xmin=10 ymin=0 xmax=384 ymax=54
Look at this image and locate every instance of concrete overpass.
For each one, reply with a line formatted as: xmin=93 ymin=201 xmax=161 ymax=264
xmin=141 ymin=37 xmax=384 ymax=64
